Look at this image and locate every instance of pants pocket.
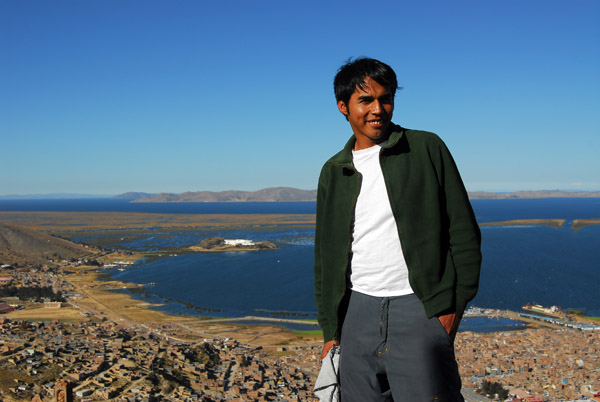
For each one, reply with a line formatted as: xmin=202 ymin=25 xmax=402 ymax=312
xmin=431 ymin=315 xmax=455 ymax=346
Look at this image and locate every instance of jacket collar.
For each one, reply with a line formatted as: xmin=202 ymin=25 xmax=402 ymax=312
xmin=329 ymin=124 xmax=405 ymax=168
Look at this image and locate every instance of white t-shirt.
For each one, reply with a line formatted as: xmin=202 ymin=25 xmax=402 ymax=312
xmin=350 ymin=142 xmax=414 ymax=297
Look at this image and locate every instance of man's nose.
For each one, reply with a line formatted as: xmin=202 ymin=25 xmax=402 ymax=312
xmin=372 ymin=100 xmax=382 ymax=114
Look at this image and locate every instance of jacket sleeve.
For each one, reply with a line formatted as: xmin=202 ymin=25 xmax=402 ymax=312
xmin=438 ymin=141 xmax=482 ymax=316
xmin=313 ymin=166 xmax=333 ymax=342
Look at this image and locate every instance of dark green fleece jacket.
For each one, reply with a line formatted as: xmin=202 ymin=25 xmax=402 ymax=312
xmin=314 ymin=125 xmax=482 ymax=343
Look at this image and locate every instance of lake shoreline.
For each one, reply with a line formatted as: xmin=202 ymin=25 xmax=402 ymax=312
xmin=2 ymin=200 xmax=599 ymax=332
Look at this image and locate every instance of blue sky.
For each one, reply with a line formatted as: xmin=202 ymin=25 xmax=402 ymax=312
xmin=1 ymin=0 xmax=598 ymax=196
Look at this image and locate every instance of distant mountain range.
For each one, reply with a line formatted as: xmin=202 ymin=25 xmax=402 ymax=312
xmin=1 ymin=188 xmax=599 ymax=202
xmin=120 ymin=188 xmax=600 ymax=202
xmin=129 ymin=187 xmax=318 ymax=202
xmin=113 ymin=192 xmax=156 ymax=200
xmin=468 ymin=190 xmax=600 ymax=199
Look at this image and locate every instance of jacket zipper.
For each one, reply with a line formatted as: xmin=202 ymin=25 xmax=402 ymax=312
xmin=334 ymin=165 xmax=361 ymax=340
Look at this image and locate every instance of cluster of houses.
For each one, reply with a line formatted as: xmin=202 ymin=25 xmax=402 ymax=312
xmin=456 ymin=328 xmax=600 ymax=401
xmin=0 ymin=315 xmax=320 ymax=401
xmin=2 ymin=260 xmax=599 ymax=401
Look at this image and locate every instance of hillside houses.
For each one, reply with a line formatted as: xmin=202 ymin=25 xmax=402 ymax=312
xmin=0 ymin=317 xmax=319 ymax=401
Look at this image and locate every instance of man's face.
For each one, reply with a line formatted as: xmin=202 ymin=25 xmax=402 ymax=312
xmin=338 ymin=76 xmax=394 ymax=150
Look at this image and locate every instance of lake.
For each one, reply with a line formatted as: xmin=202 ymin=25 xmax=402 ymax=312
xmin=2 ymin=197 xmax=599 ymax=328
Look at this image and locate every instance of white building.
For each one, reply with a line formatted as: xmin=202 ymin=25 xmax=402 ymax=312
xmin=224 ymin=239 xmax=254 ymax=246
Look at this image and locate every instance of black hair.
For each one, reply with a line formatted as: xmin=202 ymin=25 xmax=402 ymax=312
xmin=333 ymin=57 xmax=399 ymax=106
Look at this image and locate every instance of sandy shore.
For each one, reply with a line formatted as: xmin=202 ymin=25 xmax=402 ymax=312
xmin=479 ymin=218 xmax=566 ymax=228
xmin=7 ymin=254 xmax=320 ymax=348
xmin=4 ymin=211 xmax=597 ymax=347
xmin=572 ymin=218 xmax=600 ymax=231
xmin=0 ymin=211 xmax=320 ymax=348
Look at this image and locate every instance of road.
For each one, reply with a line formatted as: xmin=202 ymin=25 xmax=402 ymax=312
xmin=462 ymin=388 xmax=489 ymax=402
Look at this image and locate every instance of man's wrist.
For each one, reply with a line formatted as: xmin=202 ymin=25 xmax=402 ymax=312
xmin=320 ymin=339 xmax=340 ymax=359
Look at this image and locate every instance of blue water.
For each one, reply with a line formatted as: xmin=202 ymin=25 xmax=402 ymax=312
xmin=470 ymin=198 xmax=600 ymax=222
xmin=472 ymin=223 xmax=600 ymax=315
xmin=70 ymin=226 xmax=314 ymax=252
xmin=107 ymin=223 xmax=600 ymax=320
xmin=1 ymin=197 xmax=599 ymax=219
xmin=110 ymin=245 xmax=316 ymax=318
xmin=2 ymin=198 xmax=599 ymax=328
xmin=459 ymin=316 xmax=527 ymax=333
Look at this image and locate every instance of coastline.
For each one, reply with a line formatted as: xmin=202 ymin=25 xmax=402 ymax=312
xmin=6 ymin=258 xmax=547 ymax=337
xmin=3 ymin=209 xmax=599 ymax=333
xmin=2 ymin=202 xmax=600 ymax=401
xmin=5 ymin=257 xmax=323 ymax=347
xmin=93 ymin=260 xmax=600 ymax=334
xmin=479 ymin=218 xmax=566 ymax=228
xmin=4 ymin=263 xmax=600 ymax=402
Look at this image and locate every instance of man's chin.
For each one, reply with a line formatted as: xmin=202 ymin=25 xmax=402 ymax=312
xmin=370 ymin=130 xmax=391 ymax=142
xmin=375 ymin=123 xmax=393 ymax=136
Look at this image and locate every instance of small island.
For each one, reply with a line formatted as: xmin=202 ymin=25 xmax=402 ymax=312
xmin=189 ymin=237 xmax=278 ymax=252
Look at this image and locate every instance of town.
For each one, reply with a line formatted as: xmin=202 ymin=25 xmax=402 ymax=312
xmin=1 ymin=259 xmax=599 ymax=402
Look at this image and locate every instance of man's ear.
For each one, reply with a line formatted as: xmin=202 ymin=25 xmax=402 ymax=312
xmin=337 ymin=100 xmax=348 ymax=117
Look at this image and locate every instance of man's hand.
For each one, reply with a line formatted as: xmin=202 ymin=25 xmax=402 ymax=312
xmin=438 ymin=312 xmax=461 ymax=341
xmin=320 ymin=339 xmax=340 ymax=359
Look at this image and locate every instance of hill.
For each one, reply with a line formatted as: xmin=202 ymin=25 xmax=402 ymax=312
xmin=113 ymin=192 xmax=156 ymax=200
xmin=468 ymin=190 xmax=600 ymax=199
xmin=131 ymin=187 xmax=318 ymax=202
xmin=0 ymin=221 xmax=95 ymax=266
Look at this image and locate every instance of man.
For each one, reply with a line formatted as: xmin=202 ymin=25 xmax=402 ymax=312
xmin=314 ymin=57 xmax=482 ymax=401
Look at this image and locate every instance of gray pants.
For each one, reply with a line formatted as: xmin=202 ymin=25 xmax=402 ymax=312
xmin=340 ymin=291 xmax=464 ymax=402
